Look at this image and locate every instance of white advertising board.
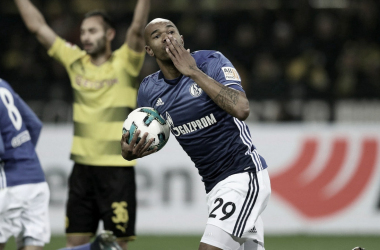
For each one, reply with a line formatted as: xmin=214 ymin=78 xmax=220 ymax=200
xmin=36 ymin=124 xmax=380 ymax=235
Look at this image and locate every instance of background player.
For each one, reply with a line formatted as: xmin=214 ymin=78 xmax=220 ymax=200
xmin=121 ymin=18 xmax=271 ymax=250
xmin=0 ymin=78 xmax=49 ymax=250
xmin=14 ymin=0 xmax=150 ymax=249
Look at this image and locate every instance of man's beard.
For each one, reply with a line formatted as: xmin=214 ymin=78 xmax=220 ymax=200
xmin=87 ymin=37 xmax=107 ymax=57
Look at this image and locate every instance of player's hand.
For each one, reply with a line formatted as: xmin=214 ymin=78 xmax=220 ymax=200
xmin=120 ymin=130 xmax=157 ymax=161
xmin=165 ymin=35 xmax=198 ymax=77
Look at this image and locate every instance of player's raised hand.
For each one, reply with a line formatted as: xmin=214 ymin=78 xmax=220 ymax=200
xmin=121 ymin=130 xmax=157 ymax=160
xmin=165 ymin=35 xmax=198 ymax=77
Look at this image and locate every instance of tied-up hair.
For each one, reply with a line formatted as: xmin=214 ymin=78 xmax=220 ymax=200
xmin=84 ymin=10 xmax=116 ymax=30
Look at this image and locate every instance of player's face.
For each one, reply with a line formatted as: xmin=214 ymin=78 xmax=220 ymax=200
xmin=80 ymin=16 xmax=108 ymax=56
xmin=145 ymin=19 xmax=183 ymax=61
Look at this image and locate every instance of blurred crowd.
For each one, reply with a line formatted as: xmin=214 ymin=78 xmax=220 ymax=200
xmin=1 ymin=0 xmax=379 ymax=122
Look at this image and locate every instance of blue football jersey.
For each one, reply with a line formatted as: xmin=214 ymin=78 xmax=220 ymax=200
xmin=0 ymin=79 xmax=45 ymax=188
xmin=138 ymin=51 xmax=267 ymax=192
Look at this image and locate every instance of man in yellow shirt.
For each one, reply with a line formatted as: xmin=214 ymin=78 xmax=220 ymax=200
xmin=14 ymin=0 xmax=150 ymax=249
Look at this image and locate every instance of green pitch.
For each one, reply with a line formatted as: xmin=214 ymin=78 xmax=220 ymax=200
xmin=4 ymin=235 xmax=380 ymax=250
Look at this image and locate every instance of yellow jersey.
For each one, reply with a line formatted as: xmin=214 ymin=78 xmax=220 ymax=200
xmin=48 ymin=37 xmax=145 ymax=166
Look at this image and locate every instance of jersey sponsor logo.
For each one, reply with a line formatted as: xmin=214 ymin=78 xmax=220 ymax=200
xmin=222 ymin=67 xmax=241 ymax=81
xmin=189 ymin=83 xmax=203 ymax=97
xmin=156 ymin=98 xmax=165 ymax=107
xmin=75 ymin=75 xmax=119 ymax=89
xmin=165 ymin=111 xmax=217 ymax=137
xmin=11 ymin=130 xmax=31 ymax=148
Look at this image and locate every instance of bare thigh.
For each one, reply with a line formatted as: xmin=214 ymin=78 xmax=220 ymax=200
xmin=66 ymin=235 xmax=91 ymax=247
xmin=22 ymin=246 xmax=44 ymax=250
xmin=116 ymin=240 xmax=128 ymax=250
xmin=199 ymin=242 xmax=222 ymax=250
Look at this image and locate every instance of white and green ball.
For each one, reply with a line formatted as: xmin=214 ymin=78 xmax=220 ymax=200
xmin=122 ymin=107 xmax=170 ymax=152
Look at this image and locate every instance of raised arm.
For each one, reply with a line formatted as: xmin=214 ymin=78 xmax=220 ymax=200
xmin=190 ymin=70 xmax=250 ymax=121
xmin=14 ymin=0 xmax=57 ymax=50
xmin=165 ymin=36 xmax=250 ymax=121
xmin=125 ymin=0 xmax=150 ymax=52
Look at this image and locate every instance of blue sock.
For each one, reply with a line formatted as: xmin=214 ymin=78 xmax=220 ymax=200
xmin=58 ymin=243 xmax=91 ymax=250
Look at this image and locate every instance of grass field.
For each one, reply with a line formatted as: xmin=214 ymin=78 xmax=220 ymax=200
xmin=4 ymin=235 xmax=379 ymax=250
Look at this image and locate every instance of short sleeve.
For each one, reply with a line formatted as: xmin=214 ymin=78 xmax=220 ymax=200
xmin=137 ymin=78 xmax=151 ymax=108
xmin=48 ymin=37 xmax=86 ymax=68
xmin=206 ymin=52 xmax=245 ymax=93
xmin=113 ymin=43 xmax=145 ymax=77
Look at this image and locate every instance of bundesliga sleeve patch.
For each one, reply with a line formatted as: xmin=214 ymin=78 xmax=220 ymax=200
xmin=221 ymin=67 xmax=241 ymax=81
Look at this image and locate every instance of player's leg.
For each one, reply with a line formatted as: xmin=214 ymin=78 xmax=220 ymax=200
xmin=66 ymin=236 xmax=92 ymax=248
xmin=94 ymin=167 xmax=137 ymax=250
xmin=66 ymin=164 xmax=99 ymax=247
xmin=202 ymin=170 xmax=271 ymax=250
xmin=200 ymin=224 xmax=244 ymax=250
xmin=241 ymin=216 xmax=265 ymax=250
xmin=59 ymin=230 xmax=122 ymax=250
xmin=16 ymin=183 xmax=50 ymax=250
xmin=0 ymin=187 xmax=20 ymax=250
xmin=22 ymin=246 xmax=43 ymax=250
xmin=198 ymin=243 xmax=222 ymax=250
xmin=115 ymin=240 xmax=127 ymax=250
xmin=242 ymin=239 xmax=265 ymax=250
xmin=58 ymin=244 xmax=91 ymax=250
xmin=200 ymin=224 xmax=265 ymax=250
xmin=92 ymin=231 xmax=122 ymax=250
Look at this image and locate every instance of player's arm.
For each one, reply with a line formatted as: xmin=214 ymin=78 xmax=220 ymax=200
xmin=125 ymin=0 xmax=150 ymax=52
xmin=165 ymin=36 xmax=250 ymax=121
xmin=194 ymin=73 xmax=250 ymax=121
xmin=14 ymin=0 xmax=57 ymax=50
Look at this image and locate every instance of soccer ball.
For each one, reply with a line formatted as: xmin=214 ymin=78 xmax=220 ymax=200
xmin=122 ymin=107 xmax=170 ymax=152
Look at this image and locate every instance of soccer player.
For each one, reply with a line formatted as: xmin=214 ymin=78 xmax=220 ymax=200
xmin=14 ymin=0 xmax=150 ymax=249
xmin=0 ymin=78 xmax=49 ymax=250
xmin=121 ymin=18 xmax=271 ymax=250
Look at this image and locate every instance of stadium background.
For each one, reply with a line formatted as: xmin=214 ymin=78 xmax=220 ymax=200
xmin=1 ymin=0 xmax=380 ymax=249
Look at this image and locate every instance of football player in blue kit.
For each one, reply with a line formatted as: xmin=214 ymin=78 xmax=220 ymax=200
xmin=121 ymin=18 xmax=271 ymax=250
xmin=0 ymin=78 xmax=123 ymax=250
xmin=0 ymin=78 xmax=50 ymax=250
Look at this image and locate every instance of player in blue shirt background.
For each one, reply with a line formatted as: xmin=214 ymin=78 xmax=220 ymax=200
xmin=121 ymin=18 xmax=271 ymax=250
xmin=0 ymin=78 xmax=50 ymax=250
xmin=0 ymin=78 xmax=123 ymax=250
